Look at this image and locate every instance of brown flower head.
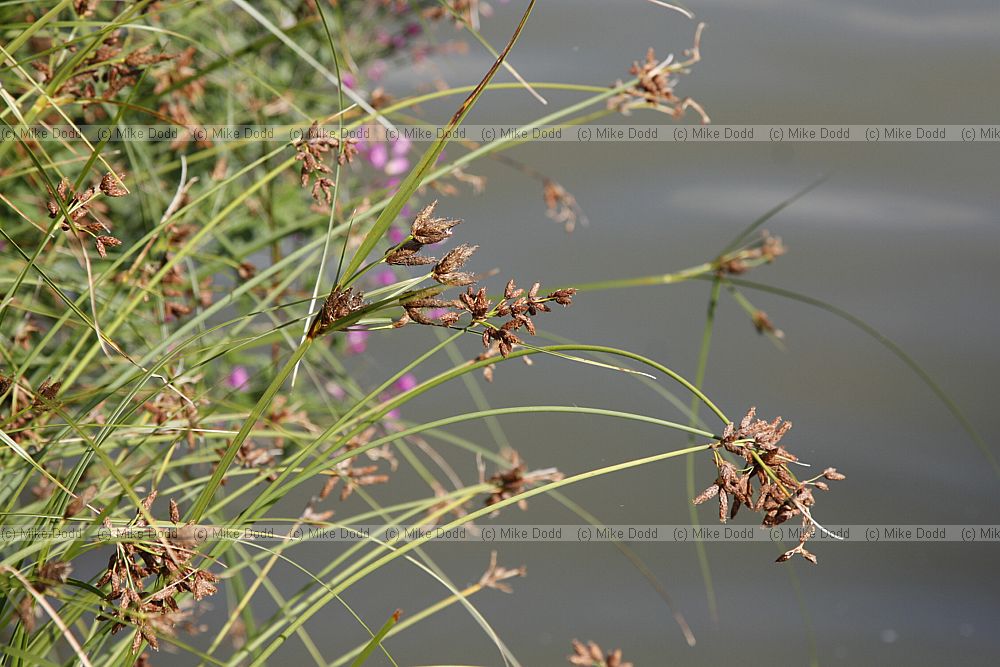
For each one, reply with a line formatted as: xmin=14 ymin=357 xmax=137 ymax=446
xmin=432 ymin=244 xmax=478 ymax=286
xmin=95 ymin=490 xmax=218 ymax=653
xmin=542 ymin=179 xmax=587 ymax=233
xmin=100 ymin=172 xmax=129 ymax=197
xmin=316 ymin=287 xmax=366 ymax=334
xmin=719 ymin=231 xmax=787 ymax=274
xmin=696 ymin=407 xmax=844 ymax=562
xmin=485 ymin=451 xmax=562 ymax=510
xmin=568 ymin=639 xmax=633 ymax=667
xmin=607 ymin=25 xmax=709 ymax=123
xmin=294 ymin=122 xmax=355 ymax=199
xmin=477 ymin=551 xmax=526 ymax=594
xmin=386 ymin=239 xmax=436 ymax=266
xmin=751 ymin=310 xmax=784 ymax=339
xmin=410 ymin=200 xmax=462 ymax=244
xmin=95 ymin=235 xmax=123 ymax=258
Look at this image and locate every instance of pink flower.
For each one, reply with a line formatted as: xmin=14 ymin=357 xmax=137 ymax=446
xmin=388 ymin=226 xmax=407 ymax=244
xmin=325 ymin=381 xmax=346 ymax=400
xmin=368 ymin=136 xmax=411 ymax=176
xmin=367 ymin=60 xmax=387 ymax=82
xmin=340 ymin=72 xmax=356 ymax=89
xmin=383 ymin=373 xmax=419 ymax=420
xmin=375 ymin=268 xmax=397 ymax=286
xmin=394 ymin=373 xmax=418 ymax=393
xmin=346 ymin=329 xmax=369 ymax=355
xmin=227 ymin=366 xmax=250 ymax=390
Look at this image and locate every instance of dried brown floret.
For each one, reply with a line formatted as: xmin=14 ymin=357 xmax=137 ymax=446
xmin=322 ymin=433 xmax=393 ymax=502
xmin=410 ymin=200 xmax=462 ymax=244
xmin=460 ymin=286 xmax=492 ymax=320
xmin=568 ymin=639 xmax=633 ymax=667
xmin=32 ymin=380 xmax=62 ymax=409
xmin=165 ymin=302 xmax=192 ymax=320
xmin=64 ymin=484 xmax=98 ymax=519
xmin=385 ymin=240 xmax=436 ymax=266
xmin=432 ymin=244 xmax=479 ymax=286
xmin=323 ymin=287 xmax=365 ymax=323
xmin=313 ymin=287 xmax=366 ymax=336
xmin=484 ymin=451 xmax=562 ymax=510
xmin=719 ymin=231 xmax=787 ymax=274
xmin=751 ymin=310 xmax=784 ymax=339
xmin=542 ymin=179 xmax=587 ymax=233
xmin=547 ymin=288 xmax=577 ymax=306
xmin=477 ymin=551 xmax=526 ymax=594
xmin=36 ymin=560 xmax=72 ymax=591
xmin=312 ymin=177 xmax=334 ymax=205
xmin=95 ymin=235 xmax=122 ymax=258
xmin=100 ymin=172 xmax=129 ymax=197
xmin=74 ymin=0 xmax=98 ymax=18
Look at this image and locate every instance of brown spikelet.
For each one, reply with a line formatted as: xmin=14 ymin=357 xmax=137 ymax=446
xmin=410 ymin=201 xmax=462 ymax=244
xmin=64 ymin=485 xmax=98 ymax=519
xmin=100 ymin=172 xmax=128 ymax=197
xmin=385 ymin=240 xmax=436 ymax=266
xmin=432 ymin=244 xmax=478 ymax=286
xmin=95 ymin=235 xmax=122 ymax=258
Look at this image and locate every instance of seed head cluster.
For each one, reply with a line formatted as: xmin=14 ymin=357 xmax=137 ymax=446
xmin=45 ymin=172 xmax=129 ymax=258
xmin=718 ymin=230 xmax=787 ymax=275
xmin=315 ymin=286 xmax=367 ymax=337
xmin=484 ymin=450 xmax=564 ymax=511
xmin=608 ymin=24 xmax=709 ymax=123
xmin=390 ymin=203 xmax=578 ymax=360
xmin=95 ymin=491 xmax=218 ymax=654
xmin=294 ymin=121 xmax=358 ymax=204
xmin=694 ymin=407 xmax=845 ymax=564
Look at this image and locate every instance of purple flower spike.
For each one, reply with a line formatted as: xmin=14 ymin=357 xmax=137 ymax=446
xmin=368 ymin=143 xmax=388 ymax=170
xmin=227 ymin=366 xmax=250 ymax=390
xmin=346 ymin=329 xmax=369 ymax=355
xmin=394 ymin=373 xmax=418 ymax=393
xmin=392 ymin=136 xmax=412 ymax=155
xmin=367 ymin=60 xmax=387 ymax=82
xmin=385 ymin=157 xmax=410 ymax=176
xmin=388 ymin=226 xmax=407 ymax=244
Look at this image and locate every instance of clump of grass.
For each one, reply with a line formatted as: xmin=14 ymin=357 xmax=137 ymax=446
xmin=0 ymin=2 xmax=988 ymax=665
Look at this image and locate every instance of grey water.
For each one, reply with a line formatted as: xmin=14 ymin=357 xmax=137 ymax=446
xmin=273 ymin=1 xmax=1000 ymax=664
